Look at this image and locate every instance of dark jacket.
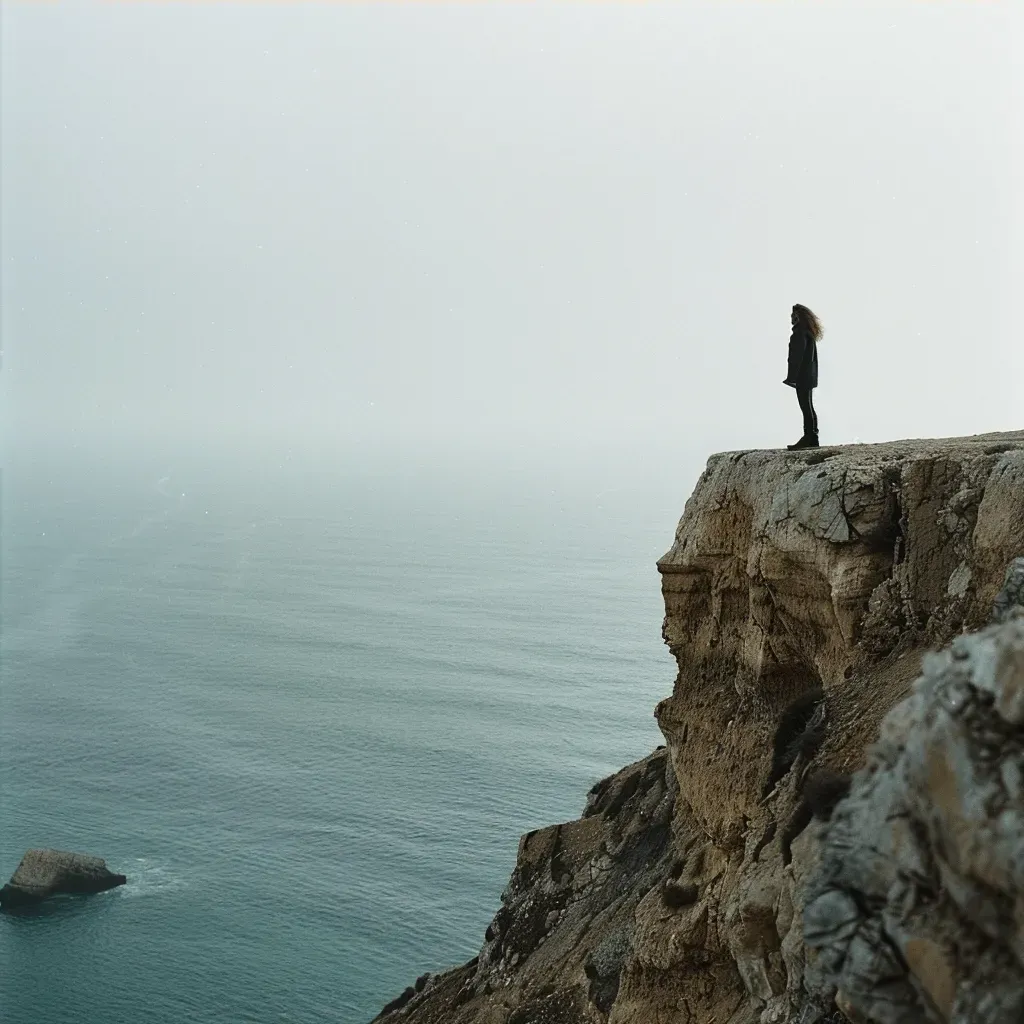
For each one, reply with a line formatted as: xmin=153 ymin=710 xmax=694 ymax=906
xmin=784 ymin=326 xmax=818 ymax=390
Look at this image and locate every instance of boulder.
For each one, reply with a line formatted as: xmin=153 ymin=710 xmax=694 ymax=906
xmin=0 ymin=849 xmax=127 ymax=908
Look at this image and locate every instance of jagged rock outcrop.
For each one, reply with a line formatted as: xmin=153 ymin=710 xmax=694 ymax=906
xmin=0 ymin=849 xmax=127 ymax=908
xmin=373 ymin=431 xmax=1024 ymax=1024
xmin=803 ymin=606 xmax=1024 ymax=1024
xmin=372 ymin=747 xmax=683 ymax=1023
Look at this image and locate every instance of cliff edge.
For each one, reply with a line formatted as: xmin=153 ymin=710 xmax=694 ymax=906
xmin=373 ymin=431 xmax=1024 ymax=1024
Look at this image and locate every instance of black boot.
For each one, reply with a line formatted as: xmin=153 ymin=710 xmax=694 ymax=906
xmin=787 ymin=433 xmax=820 ymax=451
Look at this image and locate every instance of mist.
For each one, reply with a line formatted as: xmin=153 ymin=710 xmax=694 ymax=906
xmin=2 ymin=1 xmax=1021 ymax=470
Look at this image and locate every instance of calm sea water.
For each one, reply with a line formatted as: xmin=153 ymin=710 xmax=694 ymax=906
xmin=0 ymin=447 xmax=688 ymax=1023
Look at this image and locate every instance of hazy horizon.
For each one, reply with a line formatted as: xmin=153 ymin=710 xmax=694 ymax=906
xmin=2 ymin=1 xmax=1021 ymax=467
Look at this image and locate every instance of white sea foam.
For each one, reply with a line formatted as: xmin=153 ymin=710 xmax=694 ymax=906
xmin=120 ymin=858 xmax=187 ymax=898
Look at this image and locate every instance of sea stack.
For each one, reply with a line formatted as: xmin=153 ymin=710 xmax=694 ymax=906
xmin=0 ymin=849 xmax=127 ymax=908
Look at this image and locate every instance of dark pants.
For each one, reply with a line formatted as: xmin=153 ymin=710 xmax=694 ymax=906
xmin=797 ymin=387 xmax=818 ymax=437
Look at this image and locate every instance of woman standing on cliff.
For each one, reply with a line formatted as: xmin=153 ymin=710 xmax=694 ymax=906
xmin=783 ymin=304 xmax=823 ymax=450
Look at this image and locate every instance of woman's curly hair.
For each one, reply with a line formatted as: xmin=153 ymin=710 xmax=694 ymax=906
xmin=793 ymin=304 xmax=823 ymax=341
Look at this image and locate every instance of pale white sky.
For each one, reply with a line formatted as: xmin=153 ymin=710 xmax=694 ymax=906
xmin=2 ymin=1 xmax=1021 ymax=463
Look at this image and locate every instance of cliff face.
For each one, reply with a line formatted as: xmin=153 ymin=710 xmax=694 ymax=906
xmin=373 ymin=432 xmax=1024 ymax=1024
xmin=656 ymin=434 xmax=1022 ymax=852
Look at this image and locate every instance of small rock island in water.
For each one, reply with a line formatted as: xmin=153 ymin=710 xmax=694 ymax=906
xmin=0 ymin=849 xmax=127 ymax=908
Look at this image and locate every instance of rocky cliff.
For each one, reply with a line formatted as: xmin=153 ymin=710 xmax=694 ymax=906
xmin=372 ymin=431 xmax=1024 ymax=1024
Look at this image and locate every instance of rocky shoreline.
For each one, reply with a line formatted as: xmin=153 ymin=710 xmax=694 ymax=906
xmin=373 ymin=431 xmax=1024 ymax=1024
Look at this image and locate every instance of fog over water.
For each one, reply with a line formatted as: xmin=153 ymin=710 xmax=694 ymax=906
xmin=1 ymin=1 xmax=1021 ymax=473
xmin=0 ymin=6 xmax=1021 ymax=1022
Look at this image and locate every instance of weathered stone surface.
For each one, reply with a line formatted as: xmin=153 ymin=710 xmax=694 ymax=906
xmin=372 ymin=432 xmax=1024 ymax=1024
xmin=371 ymin=746 xmax=680 ymax=1023
xmin=993 ymin=557 xmax=1024 ymax=624
xmin=0 ymin=849 xmax=127 ymax=908
xmin=804 ymin=612 xmax=1024 ymax=1023
xmin=655 ymin=433 xmax=1024 ymax=851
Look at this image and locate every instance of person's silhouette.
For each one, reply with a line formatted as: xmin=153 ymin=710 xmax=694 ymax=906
xmin=783 ymin=304 xmax=823 ymax=450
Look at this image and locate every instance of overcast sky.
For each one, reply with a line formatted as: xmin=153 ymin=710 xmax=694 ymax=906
xmin=2 ymin=1 xmax=1021 ymax=464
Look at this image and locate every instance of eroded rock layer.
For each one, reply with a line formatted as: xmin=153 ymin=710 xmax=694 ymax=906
xmin=374 ymin=432 xmax=1024 ymax=1024
xmin=655 ymin=433 xmax=1024 ymax=852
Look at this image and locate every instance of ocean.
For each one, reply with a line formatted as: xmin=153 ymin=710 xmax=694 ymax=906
xmin=0 ymin=446 xmax=690 ymax=1023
